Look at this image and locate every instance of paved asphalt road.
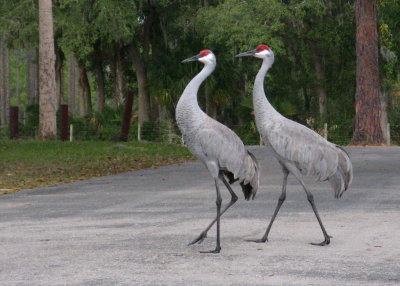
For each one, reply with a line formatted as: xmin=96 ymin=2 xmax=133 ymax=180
xmin=1 ymin=146 xmax=399 ymax=285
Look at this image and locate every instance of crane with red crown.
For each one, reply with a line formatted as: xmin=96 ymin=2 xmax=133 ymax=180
xmin=176 ymin=49 xmax=260 ymax=253
xmin=236 ymin=45 xmax=353 ymax=246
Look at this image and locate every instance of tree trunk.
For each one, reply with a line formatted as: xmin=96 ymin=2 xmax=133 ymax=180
xmin=15 ymin=50 xmax=23 ymax=123
xmin=303 ymin=87 xmax=311 ymax=113
xmin=68 ymin=54 xmax=76 ymax=116
xmin=309 ymin=42 xmax=327 ymax=122
xmin=142 ymin=4 xmax=154 ymax=61
xmin=120 ymin=89 xmax=134 ymax=141
xmin=158 ymin=105 xmax=169 ymax=121
xmin=38 ymin=0 xmax=57 ymax=140
xmin=78 ymin=61 xmax=92 ymax=115
xmin=205 ymin=85 xmax=217 ymax=119
xmin=75 ymin=59 xmax=81 ymax=117
xmin=26 ymin=49 xmax=39 ymax=105
xmin=150 ymin=95 xmax=161 ymax=122
xmin=0 ymin=38 xmax=3 ymax=126
xmin=94 ymin=43 xmax=105 ymax=112
xmin=114 ymin=46 xmax=124 ymax=109
xmin=55 ymin=43 xmax=64 ymax=107
xmin=380 ymin=89 xmax=389 ymax=144
xmin=15 ymin=50 xmax=21 ymax=106
xmin=130 ymin=44 xmax=151 ymax=123
xmin=352 ymin=0 xmax=384 ymax=144
xmin=0 ymin=37 xmax=10 ymax=126
xmin=78 ymin=86 xmax=85 ymax=117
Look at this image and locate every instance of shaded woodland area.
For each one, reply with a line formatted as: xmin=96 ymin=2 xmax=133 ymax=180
xmin=0 ymin=0 xmax=399 ymax=144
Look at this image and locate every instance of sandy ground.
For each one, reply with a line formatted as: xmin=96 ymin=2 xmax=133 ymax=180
xmin=0 ymin=146 xmax=399 ymax=286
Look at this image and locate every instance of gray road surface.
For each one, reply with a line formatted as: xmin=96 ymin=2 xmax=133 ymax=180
xmin=1 ymin=146 xmax=400 ymax=285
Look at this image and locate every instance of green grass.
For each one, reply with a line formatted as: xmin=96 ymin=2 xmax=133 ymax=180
xmin=0 ymin=140 xmax=193 ymax=194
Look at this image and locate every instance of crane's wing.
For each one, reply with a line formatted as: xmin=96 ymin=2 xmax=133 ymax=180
xmin=196 ymin=120 xmax=259 ymax=200
xmin=329 ymin=145 xmax=353 ymax=198
xmin=263 ymin=118 xmax=339 ymax=181
xmin=196 ymin=120 xmax=247 ymax=178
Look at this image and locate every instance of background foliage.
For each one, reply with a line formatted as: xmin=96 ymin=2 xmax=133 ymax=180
xmin=0 ymin=0 xmax=399 ymax=144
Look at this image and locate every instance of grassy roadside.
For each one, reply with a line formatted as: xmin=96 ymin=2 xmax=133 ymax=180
xmin=0 ymin=140 xmax=193 ymax=194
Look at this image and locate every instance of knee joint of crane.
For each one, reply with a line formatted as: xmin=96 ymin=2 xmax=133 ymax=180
xmin=307 ymin=193 xmax=314 ymax=203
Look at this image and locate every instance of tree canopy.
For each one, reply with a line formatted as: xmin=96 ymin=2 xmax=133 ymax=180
xmin=0 ymin=0 xmax=399 ymax=143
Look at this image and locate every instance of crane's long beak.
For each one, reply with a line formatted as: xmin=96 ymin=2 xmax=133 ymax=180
xmin=181 ymin=55 xmax=200 ymax=63
xmin=235 ymin=50 xmax=255 ymax=57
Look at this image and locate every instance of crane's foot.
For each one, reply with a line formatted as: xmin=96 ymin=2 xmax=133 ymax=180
xmin=199 ymin=246 xmax=221 ymax=254
xmin=310 ymin=237 xmax=330 ymax=246
xmin=188 ymin=231 xmax=207 ymax=246
xmin=245 ymin=237 xmax=268 ymax=243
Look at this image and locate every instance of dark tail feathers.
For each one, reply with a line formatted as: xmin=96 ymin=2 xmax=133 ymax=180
xmin=243 ymin=151 xmax=259 ymax=200
xmin=221 ymin=150 xmax=259 ymax=201
xmin=223 ymin=171 xmax=239 ymax=184
xmin=240 ymin=181 xmax=254 ymax=200
xmin=222 ymin=170 xmax=254 ymax=201
xmin=223 ymin=171 xmax=253 ymax=201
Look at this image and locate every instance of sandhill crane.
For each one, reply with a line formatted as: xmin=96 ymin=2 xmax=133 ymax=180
xmin=236 ymin=45 xmax=353 ymax=246
xmin=176 ymin=50 xmax=259 ymax=253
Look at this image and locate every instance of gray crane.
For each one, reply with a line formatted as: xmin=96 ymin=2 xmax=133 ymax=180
xmin=176 ymin=49 xmax=259 ymax=253
xmin=236 ymin=45 xmax=353 ymax=246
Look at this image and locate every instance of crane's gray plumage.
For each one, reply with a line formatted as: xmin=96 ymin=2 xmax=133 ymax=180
xmin=176 ymin=50 xmax=259 ymax=253
xmin=259 ymin=114 xmax=352 ymax=198
xmin=237 ymin=45 xmax=353 ymax=245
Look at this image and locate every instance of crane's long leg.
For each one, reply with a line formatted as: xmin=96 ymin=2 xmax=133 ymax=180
xmin=248 ymin=168 xmax=289 ymax=243
xmin=200 ymin=178 xmax=222 ymax=253
xmin=298 ymin=179 xmax=330 ymax=246
xmin=189 ymin=175 xmax=238 ymax=245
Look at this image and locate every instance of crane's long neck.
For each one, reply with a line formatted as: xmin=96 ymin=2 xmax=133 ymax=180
xmin=176 ymin=62 xmax=215 ymax=131
xmin=182 ymin=63 xmax=215 ymax=102
xmin=253 ymin=57 xmax=280 ymax=121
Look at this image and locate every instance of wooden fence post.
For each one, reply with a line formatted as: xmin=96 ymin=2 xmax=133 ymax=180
xmin=60 ymin=104 xmax=69 ymax=141
xmin=137 ymin=123 xmax=141 ymax=141
xmin=120 ymin=89 xmax=134 ymax=141
xmin=69 ymin=124 xmax=73 ymax=142
xmin=9 ymin=106 xmax=19 ymax=139
xmin=386 ymin=123 xmax=391 ymax=146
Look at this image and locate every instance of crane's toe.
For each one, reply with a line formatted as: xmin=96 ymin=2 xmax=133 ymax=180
xmin=200 ymin=246 xmax=221 ymax=254
xmin=188 ymin=231 xmax=208 ymax=245
xmin=245 ymin=238 xmax=268 ymax=243
xmin=310 ymin=237 xmax=330 ymax=246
